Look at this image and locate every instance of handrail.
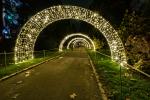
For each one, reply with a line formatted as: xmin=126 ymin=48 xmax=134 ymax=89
xmin=0 ymin=50 xmax=60 ymax=66
xmin=0 ymin=49 xmax=58 ymax=54
xmin=125 ymin=63 xmax=150 ymax=78
xmin=95 ymin=51 xmax=111 ymax=58
xmin=93 ymin=51 xmax=150 ymax=78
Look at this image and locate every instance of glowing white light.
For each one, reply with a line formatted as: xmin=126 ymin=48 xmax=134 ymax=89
xmin=67 ymin=38 xmax=91 ymax=49
xmin=94 ymin=13 xmax=98 ymax=17
xmin=59 ymin=33 xmax=95 ymax=51
xmin=14 ymin=5 xmax=127 ymax=64
xmin=72 ymin=39 xmax=91 ymax=49
xmin=28 ymin=34 xmax=32 ymax=38
xmin=44 ymin=16 xmax=49 ymax=23
xmin=72 ymin=39 xmax=90 ymax=49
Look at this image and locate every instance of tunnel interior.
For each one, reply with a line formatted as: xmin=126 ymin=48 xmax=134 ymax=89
xmin=34 ymin=19 xmax=110 ymax=55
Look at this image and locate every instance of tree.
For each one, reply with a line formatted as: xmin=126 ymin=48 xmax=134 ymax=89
xmin=93 ymin=37 xmax=104 ymax=50
xmin=118 ymin=10 xmax=150 ymax=74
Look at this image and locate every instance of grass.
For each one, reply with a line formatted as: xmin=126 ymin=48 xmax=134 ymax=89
xmin=88 ymin=51 xmax=150 ymax=100
xmin=0 ymin=51 xmax=62 ymax=78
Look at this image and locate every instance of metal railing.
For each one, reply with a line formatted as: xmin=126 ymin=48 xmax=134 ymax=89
xmin=89 ymin=51 xmax=150 ymax=99
xmin=95 ymin=51 xmax=150 ymax=78
xmin=0 ymin=49 xmax=58 ymax=68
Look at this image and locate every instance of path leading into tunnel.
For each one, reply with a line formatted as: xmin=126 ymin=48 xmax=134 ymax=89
xmin=0 ymin=48 xmax=102 ymax=100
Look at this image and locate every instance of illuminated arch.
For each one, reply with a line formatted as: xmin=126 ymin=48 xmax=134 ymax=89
xmin=71 ymin=39 xmax=91 ymax=49
xmin=15 ymin=5 xmax=127 ymax=64
xmin=72 ymin=39 xmax=91 ymax=49
xmin=67 ymin=38 xmax=92 ymax=49
xmin=59 ymin=33 xmax=95 ymax=51
xmin=68 ymin=38 xmax=91 ymax=49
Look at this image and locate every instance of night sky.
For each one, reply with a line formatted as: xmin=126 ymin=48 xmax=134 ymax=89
xmin=1 ymin=0 xmax=150 ymax=52
xmin=21 ymin=0 xmax=150 ymax=25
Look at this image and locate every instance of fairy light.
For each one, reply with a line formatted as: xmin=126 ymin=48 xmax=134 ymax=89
xmin=72 ymin=39 xmax=90 ymax=48
xmin=14 ymin=5 xmax=127 ymax=65
xmin=72 ymin=39 xmax=91 ymax=49
xmin=67 ymin=38 xmax=90 ymax=49
xmin=59 ymin=33 xmax=95 ymax=51
xmin=67 ymin=38 xmax=91 ymax=49
xmin=72 ymin=40 xmax=91 ymax=49
xmin=44 ymin=16 xmax=49 ymax=24
xmin=67 ymin=38 xmax=92 ymax=50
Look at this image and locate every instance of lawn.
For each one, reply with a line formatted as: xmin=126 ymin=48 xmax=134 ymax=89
xmin=0 ymin=51 xmax=62 ymax=78
xmin=88 ymin=51 xmax=150 ymax=100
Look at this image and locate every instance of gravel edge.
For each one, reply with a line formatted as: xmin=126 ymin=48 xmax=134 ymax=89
xmin=88 ymin=55 xmax=108 ymax=100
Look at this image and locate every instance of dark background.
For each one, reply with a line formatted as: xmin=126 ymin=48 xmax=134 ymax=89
xmin=1 ymin=0 xmax=150 ymax=52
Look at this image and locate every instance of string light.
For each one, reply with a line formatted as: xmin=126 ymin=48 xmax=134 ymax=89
xmin=72 ymin=39 xmax=90 ymax=49
xmin=67 ymin=38 xmax=92 ymax=50
xmin=72 ymin=40 xmax=90 ymax=49
xmin=14 ymin=5 xmax=127 ymax=64
xmin=59 ymin=33 xmax=95 ymax=51
xmin=72 ymin=39 xmax=91 ymax=49
xmin=67 ymin=38 xmax=91 ymax=49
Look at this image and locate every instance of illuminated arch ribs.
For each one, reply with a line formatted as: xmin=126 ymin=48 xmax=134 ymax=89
xmin=67 ymin=38 xmax=92 ymax=49
xmin=71 ymin=39 xmax=91 ymax=49
xmin=59 ymin=33 xmax=95 ymax=51
xmin=15 ymin=5 xmax=127 ymax=64
xmin=69 ymin=38 xmax=91 ymax=49
xmin=72 ymin=39 xmax=91 ymax=49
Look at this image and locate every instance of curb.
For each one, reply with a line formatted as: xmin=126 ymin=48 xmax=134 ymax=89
xmin=0 ymin=53 xmax=64 ymax=82
xmin=88 ymin=55 xmax=108 ymax=100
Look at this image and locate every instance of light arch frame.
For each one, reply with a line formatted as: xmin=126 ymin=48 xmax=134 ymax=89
xmin=59 ymin=33 xmax=95 ymax=51
xmin=67 ymin=37 xmax=92 ymax=49
xmin=72 ymin=39 xmax=91 ymax=49
xmin=14 ymin=5 xmax=127 ymax=64
xmin=70 ymin=38 xmax=91 ymax=49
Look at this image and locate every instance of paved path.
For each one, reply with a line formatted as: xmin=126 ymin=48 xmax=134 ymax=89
xmin=0 ymin=49 xmax=102 ymax=100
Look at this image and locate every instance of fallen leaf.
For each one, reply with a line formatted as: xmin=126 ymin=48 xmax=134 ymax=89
xmin=11 ymin=93 xmax=20 ymax=99
xmin=70 ymin=93 xmax=77 ymax=99
xmin=25 ymin=71 xmax=30 ymax=77
xmin=16 ymin=81 xmax=23 ymax=84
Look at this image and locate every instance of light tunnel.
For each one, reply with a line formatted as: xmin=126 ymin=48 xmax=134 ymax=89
xmin=72 ymin=39 xmax=91 ymax=49
xmin=67 ymin=38 xmax=92 ymax=50
xmin=69 ymin=38 xmax=91 ymax=49
xmin=59 ymin=33 xmax=95 ymax=52
xmin=14 ymin=5 xmax=127 ymax=65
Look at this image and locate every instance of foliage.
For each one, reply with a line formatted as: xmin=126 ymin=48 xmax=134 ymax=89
xmin=118 ymin=10 xmax=150 ymax=73
xmin=88 ymin=51 xmax=150 ymax=100
xmin=93 ymin=37 xmax=104 ymax=50
xmin=118 ymin=10 xmax=149 ymax=43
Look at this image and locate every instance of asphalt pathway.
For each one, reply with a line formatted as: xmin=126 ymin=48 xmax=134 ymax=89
xmin=0 ymin=49 xmax=102 ymax=100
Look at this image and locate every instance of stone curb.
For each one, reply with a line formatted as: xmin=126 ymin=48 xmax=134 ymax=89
xmin=0 ymin=53 xmax=64 ymax=82
xmin=88 ymin=55 xmax=108 ymax=100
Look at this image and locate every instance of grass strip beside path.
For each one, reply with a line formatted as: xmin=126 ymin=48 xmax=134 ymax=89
xmin=88 ymin=51 xmax=150 ymax=100
xmin=0 ymin=52 xmax=62 ymax=79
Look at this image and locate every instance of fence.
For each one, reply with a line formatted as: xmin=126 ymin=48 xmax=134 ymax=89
xmin=89 ymin=51 xmax=150 ymax=100
xmin=0 ymin=49 xmax=58 ymax=68
xmin=95 ymin=51 xmax=150 ymax=78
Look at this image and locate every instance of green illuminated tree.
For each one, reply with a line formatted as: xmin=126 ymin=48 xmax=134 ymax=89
xmin=93 ymin=37 xmax=104 ymax=50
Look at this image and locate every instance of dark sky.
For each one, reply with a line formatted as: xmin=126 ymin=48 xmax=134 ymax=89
xmin=1 ymin=0 xmax=150 ymax=51
xmin=21 ymin=0 xmax=129 ymax=25
xmin=21 ymin=0 xmax=149 ymax=25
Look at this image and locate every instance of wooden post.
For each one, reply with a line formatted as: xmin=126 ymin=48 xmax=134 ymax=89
xmin=4 ymin=51 xmax=7 ymax=68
